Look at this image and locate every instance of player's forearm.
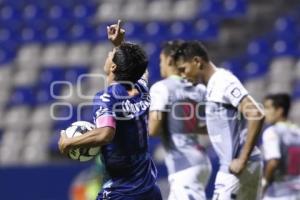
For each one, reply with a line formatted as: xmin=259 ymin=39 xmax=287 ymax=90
xmin=238 ymin=96 xmax=265 ymax=162
xmin=239 ymin=117 xmax=264 ymax=162
xmin=66 ymin=128 xmax=115 ymax=149
xmin=261 ymin=159 xmax=279 ymax=195
xmin=264 ymin=159 xmax=280 ymax=185
xmin=149 ymin=111 xmax=164 ymax=137
xmin=149 ymin=123 xmax=162 ymax=137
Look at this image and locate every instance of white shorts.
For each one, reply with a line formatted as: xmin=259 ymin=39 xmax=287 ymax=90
xmin=168 ymin=164 xmax=212 ymax=200
xmin=212 ymin=160 xmax=263 ymax=200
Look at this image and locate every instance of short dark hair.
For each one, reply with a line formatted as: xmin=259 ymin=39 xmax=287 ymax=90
xmin=265 ymin=93 xmax=291 ymax=117
xmin=173 ymin=41 xmax=209 ymax=62
xmin=161 ymin=40 xmax=184 ymax=57
xmin=112 ymin=42 xmax=148 ymax=84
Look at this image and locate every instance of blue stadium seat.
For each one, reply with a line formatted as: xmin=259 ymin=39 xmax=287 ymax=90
xmin=2 ymin=0 xmax=26 ymax=9
xmin=0 ymin=5 xmax=21 ymax=21
xmin=19 ymin=27 xmax=42 ymax=43
xmin=34 ymin=87 xmax=55 ymax=105
xmin=53 ymin=105 xmax=77 ymax=131
xmin=22 ymin=4 xmax=45 ymax=22
xmin=274 ymin=16 xmax=298 ymax=39
xmin=148 ymin=54 xmax=161 ymax=85
xmin=197 ymin=0 xmax=223 ymax=17
xmin=92 ymin=23 xmax=112 ymax=42
xmin=78 ymin=105 xmax=94 ymax=123
xmin=0 ymin=47 xmax=14 ymax=64
xmin=272 ymin=38 xmax=297 ymax=56
xmin=247 ymin=38 xmax=271 ymax=58
xmin=64 ymin=67 xmax=89 ymax=84
xmin=68 ymin=24 xmax=93 ymax=42
xmin=292 ymin=80 xmax=300 ymax=99
xmin=10 ymin=86 xmax=35 ymax=106
xmin=193 ymin=18 xmax=219 ymax=40
xmin=169 ymin=21 xmax=193 ymax=40
xmin=123 ymin=21 xmax=145 ymax=40
xmin=0 ymin=28 xmax=18 ymax=50
xmin=72 ymin=3 xmax=96 ymax=22
xmin=43 ymin=25 xmax=68 ymax=43
xmin=144 ymin=22 xmax=169 ymax=42
xmin=49 ymin=129 xmax=61 ymax=153
xmin=39 ymin=67 xmax=66 ymax=86
xmin=244 ymin=57 xmax=269 ymax=80
xmin=223 ymin=0 xmax=247 ymax=18
xmin=47 ymin=5 xmax=71 ymax=22
xmin=221 ymin=58 xmax=245 ymax=81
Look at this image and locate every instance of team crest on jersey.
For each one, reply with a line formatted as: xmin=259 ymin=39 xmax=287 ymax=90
xmin=231 ymin=87 xmax=242 ymax=98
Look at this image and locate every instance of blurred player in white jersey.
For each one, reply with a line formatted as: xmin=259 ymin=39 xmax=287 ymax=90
xmin=148 ymin=40 xmax=212 ymax=200
xmin=174 ymin=41 xmax=265 ymax=200
xmin=262 ymin=94 xmax=300 ymax=200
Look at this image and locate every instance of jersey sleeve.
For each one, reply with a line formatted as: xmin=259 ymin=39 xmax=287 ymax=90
xmin=149 ymin=82 xmax=169 ymax=112
xmin=93 ymin=92 xmax=116 ymax=129
xmin=136 ymin=78 xmax=149 ymax=93
xmin=262 ymin=127 xmax=281 ymax=160
xmin=224 ymin=77 xmax=248 ymax=107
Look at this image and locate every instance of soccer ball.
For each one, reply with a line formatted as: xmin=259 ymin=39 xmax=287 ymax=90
xmin=65 ymin=121 xmax=100 ymax=162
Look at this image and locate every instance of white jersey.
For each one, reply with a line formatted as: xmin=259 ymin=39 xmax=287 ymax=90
xmin=262 ymin=122 xmax=300 ymax=198
xmin=205 ymin=68 xmax=261 ymax=172
xmin=150 ymin=75 xmax=210 ymax=175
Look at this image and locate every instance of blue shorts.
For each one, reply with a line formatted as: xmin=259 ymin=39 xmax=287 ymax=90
xmin=97 ymin=184 xmax=162 ymax=200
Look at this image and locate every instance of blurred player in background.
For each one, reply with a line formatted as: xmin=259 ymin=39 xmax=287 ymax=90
xmin=148 ymin=40 xmax=212 ymax=200
xmin=70 ymin=156 xmax=105 ymax=200
xmin=58 ymin=20 xmax=162 ymax=200
xmin=174 ymin=41 xmax=265 ymax=200
xmin=262 ymin=94 xmax=300 ymax=200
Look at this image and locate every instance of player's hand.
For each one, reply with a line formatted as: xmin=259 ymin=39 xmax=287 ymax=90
xmin=229 ymin=158 xmax=246 ymax=175
xmin=107 ymin=19 xmax=125 ymax=47
xmin=261 ymin=178 xmax=269 ymax=197
xmin=58 ymin=130 xmax=70 ymax=156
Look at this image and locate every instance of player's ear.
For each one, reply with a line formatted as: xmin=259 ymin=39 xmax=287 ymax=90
xmin=277 ymin=107 xmax=284 ymax=118
xmin=111 ymin=64 xmax=117 ymax=72
xmin=193 ymin=56 xmax=204 ymax=70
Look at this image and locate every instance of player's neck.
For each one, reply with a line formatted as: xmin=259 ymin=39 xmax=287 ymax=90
xmin=203 ymin=62 xmax=217 ymax=85
xmin=166 ymin=67 xmax=180 ymax=77
xmin=107 ymin=74 xmax=115 ymax=85
xmin=276 ymin=117 xmax=288 ymax=124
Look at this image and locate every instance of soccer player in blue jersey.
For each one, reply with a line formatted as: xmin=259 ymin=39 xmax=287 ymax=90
xmin=174 ymin=41 xmax=265 ymax=200
xmin=58 ymin=20 xmax=162 ymax=200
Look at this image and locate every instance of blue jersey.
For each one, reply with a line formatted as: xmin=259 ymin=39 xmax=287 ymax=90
xmin=92 ymin=79 xmax=158 ymax=197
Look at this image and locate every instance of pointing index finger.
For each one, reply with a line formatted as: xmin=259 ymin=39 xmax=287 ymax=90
xmin=116 ymin=19 xmax=122 ymax=33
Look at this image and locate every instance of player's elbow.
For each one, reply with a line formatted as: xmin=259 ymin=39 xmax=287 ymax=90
xmin=243 ymin=104 xmax=265 ymax=122
xmin=148 ymin=123 xmax=158 ymax=136
xmin=149 ymin=128 xmax=159 ymax=137
xmin=251 ymin=108 xmax=265 ymax=121
xmin=95 ymin=127 xmax=115 ymax=145
xmin=267 ymin=159 xmax=280 ymax=169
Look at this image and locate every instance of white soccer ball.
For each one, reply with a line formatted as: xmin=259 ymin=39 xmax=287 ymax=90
xmin=65 ymin=121 xmax=100 ymax=162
